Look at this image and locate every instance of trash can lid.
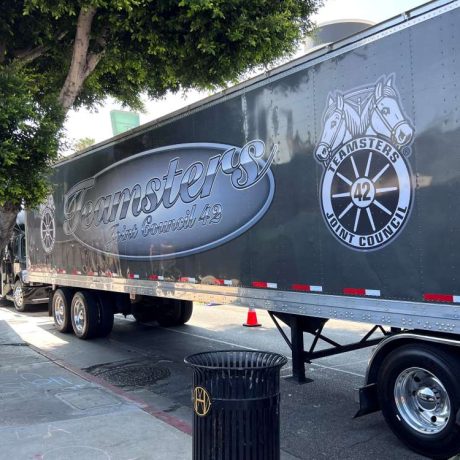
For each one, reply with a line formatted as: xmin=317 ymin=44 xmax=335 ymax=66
xmin=184 ymin=350 xmax=287 ymax=370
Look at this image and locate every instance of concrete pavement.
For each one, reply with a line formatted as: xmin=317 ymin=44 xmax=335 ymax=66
xmin=0 ymin=310 xmax=191 ymax=460
xmin=0 ymin=305 xmax=300 ymax=460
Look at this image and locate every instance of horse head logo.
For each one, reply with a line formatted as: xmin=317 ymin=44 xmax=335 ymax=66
xmin=315 ymin=75 xmax=414 ymax=167
xmin=315 ymin=75 xmax=414 ymax=252
xmin=314 ymin=94 xmax=350 ymax=164
xmin=370 ymin=76 xmax=414 ymax=147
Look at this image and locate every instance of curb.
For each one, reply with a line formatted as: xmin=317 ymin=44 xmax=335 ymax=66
xmin=28 ymin=344 xmax=193 ymax=436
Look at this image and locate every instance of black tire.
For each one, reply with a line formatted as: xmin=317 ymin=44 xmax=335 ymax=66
xmin=157 ymin=299 xmax=193 ymax=327
xmin=52 ymin=288 xmax=73 ymax=333
xmin=179 ymin=300 xmax=193 ymax=324
xmin=132 ymin=307 xmax=157 ymax=323
xmin=156 ymin=298 xmax=181 ymax=327
xmin=377 ymin=344 xmax=460 ymax=459
xmin=70 ymin=291 xmax=100 ymax=340
xmin=13 ymin=279 xmax=27 ymax=312
xmin=96 ymin=292 xmax=114 ymax=337
xmin=131 ymin=296 xmax=158 ymax=323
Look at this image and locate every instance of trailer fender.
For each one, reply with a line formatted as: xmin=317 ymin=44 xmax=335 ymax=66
xmin=356 ymin=332 xmax=460 ymax=417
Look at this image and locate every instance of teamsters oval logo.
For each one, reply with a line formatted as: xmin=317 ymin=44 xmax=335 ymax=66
xmin=62 ymin=141 xmax=277 ymax=259
xmin=314 ymin=75 xmax=414 ymax=251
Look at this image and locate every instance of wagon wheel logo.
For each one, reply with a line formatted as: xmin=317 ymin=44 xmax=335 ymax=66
xmin=41 ymin=207 xmax=56 ymax=254
xmin=321 ymin=144 xmax=412 ymax=250
xmin=193 ymin=386 xmax=211 ymax=416
xmin=315 ymin=75 xmax=414 ymax=251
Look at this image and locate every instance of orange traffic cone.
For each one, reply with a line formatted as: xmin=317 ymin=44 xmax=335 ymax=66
xmin=243 ymin=307 xmax=261 ymax=327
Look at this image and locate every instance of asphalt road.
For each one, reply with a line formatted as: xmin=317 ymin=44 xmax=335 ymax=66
xmin=0 ymin=300 xmax=425 ymax=460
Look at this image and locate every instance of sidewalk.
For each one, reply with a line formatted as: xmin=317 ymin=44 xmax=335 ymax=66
xmin=0 ymin=312 xmax=191 ymax=460
xmin=0 ymin=306 xmax=299 ymax=460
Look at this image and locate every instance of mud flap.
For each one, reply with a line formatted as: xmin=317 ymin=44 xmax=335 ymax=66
xmin=354 ymin=383 xmax=380 ymax=418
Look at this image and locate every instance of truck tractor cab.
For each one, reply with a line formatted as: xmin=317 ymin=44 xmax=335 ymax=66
xmin=1 ymin=211 xmax=49 ymax=311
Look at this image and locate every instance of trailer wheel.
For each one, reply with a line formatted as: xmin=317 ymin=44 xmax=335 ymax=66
xmin=156 ymin=299 xmax=193 ymax=327
xmin=179 ymin=300 xmax=193 ymax=324
xmin=377 ymin=344 xmax=460 ymax=459
xmin=96 ymin=293 xmax=114 ymax=338
xmin=13 ymin=279 xmax=27 ymax=312
xmin=52 ymin=288 xmax=72 ymax=333
xmin=132 ymin=305 xmax=157 ymax=323
xmin=71 ymin=291 xmax=99 ymax=340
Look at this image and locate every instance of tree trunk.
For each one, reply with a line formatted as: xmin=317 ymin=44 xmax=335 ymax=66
xmin=58 ymin=6 xmax=99 ymax=111
xmin=0 ymin=203 xmax=21 ymax=259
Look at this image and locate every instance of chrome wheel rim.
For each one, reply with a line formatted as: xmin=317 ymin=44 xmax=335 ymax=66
xmin=73 ymin=298 xmax=86 ymax=334
xmin=54 ymin=296 xmax=65 ymax=326
xmin=394 ymin=366 xmax=451 ymax=434
xmin=14 ymin=284 xmax=23 ymax=308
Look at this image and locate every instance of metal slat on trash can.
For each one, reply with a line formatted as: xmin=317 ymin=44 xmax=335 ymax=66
xmin=185 ymin=350 xmax=287 ymax=460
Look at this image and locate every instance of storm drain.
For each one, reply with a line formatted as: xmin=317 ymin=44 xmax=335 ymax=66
xmin=84 ymin=359 xmax=171 ymax=388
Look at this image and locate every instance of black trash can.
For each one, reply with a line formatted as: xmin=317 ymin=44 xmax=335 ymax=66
xmin=184 ymin=350 xmax=287 ymax=460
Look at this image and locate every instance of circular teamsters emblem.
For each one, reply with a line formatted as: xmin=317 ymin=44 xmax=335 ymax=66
xmin=38 ymin=195 xmax=56 ymax=254
xmin=314 ymin=75 xmax=415 ymax=251
xmin=321 ymin=137 xmax=412 ymax=250
xmin=41 ymin=207 xmax=56 ymax=254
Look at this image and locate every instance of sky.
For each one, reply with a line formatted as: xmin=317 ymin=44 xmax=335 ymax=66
xmin=64 ymin=0 xmax=429 ymax=150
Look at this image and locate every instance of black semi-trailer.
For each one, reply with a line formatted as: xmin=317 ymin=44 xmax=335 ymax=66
xmin=16 ymin=1 xmax=460 ymax=457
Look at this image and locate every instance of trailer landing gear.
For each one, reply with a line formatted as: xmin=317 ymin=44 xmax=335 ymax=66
xmin=268 ymin=312 xmax=393 ymax=384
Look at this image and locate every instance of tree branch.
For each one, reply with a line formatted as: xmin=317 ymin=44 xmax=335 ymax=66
xmin=10 ymin=32 xmax=68 ymax=65
xmin=59 ymin=6 xmax=98 ymax=111
xmin=13 ymin=44 xmax=48 ymax=63
xmin=83 ymin=32 xmax=107 ymax=79
xmin=84 ymin=51 xmax=104 ymax=79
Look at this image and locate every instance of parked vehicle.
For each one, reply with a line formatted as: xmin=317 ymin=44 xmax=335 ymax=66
xmin=11 ymin=1 xmax=460 ymax=457
xmin=0 ymin=211 xmax=49 ymax=311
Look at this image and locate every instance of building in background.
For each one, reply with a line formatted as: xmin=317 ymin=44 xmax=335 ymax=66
xmin=110 ymin=110 xmax=140 ymax=136
xmin=303 ymin=19 xmax=375 ymax=52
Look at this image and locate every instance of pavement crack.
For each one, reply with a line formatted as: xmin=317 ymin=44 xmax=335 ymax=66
xmin=0 ymin=343 xmax=28 ymax=347
xmin=347 ymin=432 xmax=382 ymax=449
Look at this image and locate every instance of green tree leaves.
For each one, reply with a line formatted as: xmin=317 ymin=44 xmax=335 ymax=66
xmin=0 ymin=0 xmax=321 ymax=209
xmin=0 ymin=66 xmax=63 ymax=208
